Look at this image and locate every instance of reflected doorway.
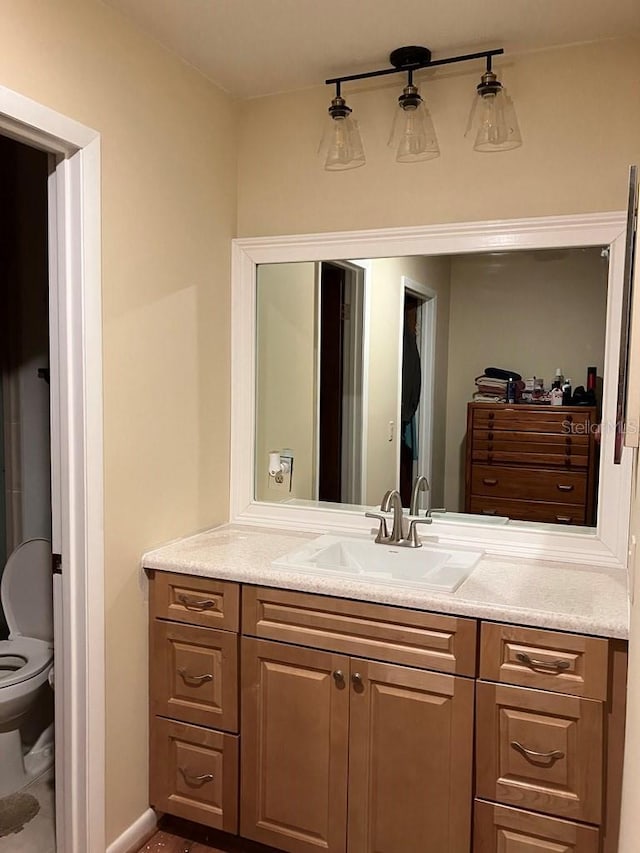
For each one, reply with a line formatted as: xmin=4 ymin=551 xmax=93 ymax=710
xmin=399 ymin=277 xmax=436 ymax=511
xmin=317 ymin=261 xmax=365 ymax=503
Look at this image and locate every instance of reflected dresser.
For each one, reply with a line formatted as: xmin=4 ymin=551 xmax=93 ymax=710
xmin=465 ymin=403 xmax=598 ymax=525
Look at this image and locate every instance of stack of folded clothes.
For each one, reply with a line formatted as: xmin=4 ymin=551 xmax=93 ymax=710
xmin=473 ymin=375 xmax=508 ymax=402
xmin=473 ymin=367 xmax=523 ymax=403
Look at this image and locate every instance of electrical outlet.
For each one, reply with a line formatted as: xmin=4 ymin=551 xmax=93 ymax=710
xmin=267 ymin=469 xmax=292 ymax=495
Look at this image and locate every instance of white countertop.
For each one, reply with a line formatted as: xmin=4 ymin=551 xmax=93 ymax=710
xmin=142 ymin=524 xmax=630 ymax=640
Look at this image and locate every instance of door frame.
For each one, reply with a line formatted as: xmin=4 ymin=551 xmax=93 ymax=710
xmin=398 ymin=276 xmax=437 ymax=509
xmin=0 ymin=86 xmax=105 ymax=852
xmin=313 ymin=260 xmax=368 ymax=505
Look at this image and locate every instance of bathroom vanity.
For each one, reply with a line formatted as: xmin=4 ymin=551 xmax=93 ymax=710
xmin=144 ymin=525 xmax=628 ymax=853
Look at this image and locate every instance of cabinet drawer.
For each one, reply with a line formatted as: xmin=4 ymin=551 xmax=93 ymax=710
xmin=476 ymin=682 xmax=603 ymax=823
xmin=150 ymin=717 xmax=238 ymax=832
xmin=468 ymin=497 xmax=585 ymax=525
xmin=150 ymin=621 xmax=238 ymax=731
xmin=480 ymin=623 xmax=608 ymax=699
xmin=473 ymin=430 xmax=589 ymax=450
xmin=242 ymin=586 xmax=477 ymax=676
xmin=474 ymin=800 xmax=600 ymax=853
xmin=472 ymin=449 xmax=589 ymax=469
xmin=471 ymin=466 xmax=587 ymax=504
xmin=472 ymin=407 xmax=593 ymax=434
xmin=149 ymin=570 xmax=239 ymax=631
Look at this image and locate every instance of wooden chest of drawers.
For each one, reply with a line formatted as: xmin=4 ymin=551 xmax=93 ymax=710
xmin=465 ymin=403 xmax=598 ymax=525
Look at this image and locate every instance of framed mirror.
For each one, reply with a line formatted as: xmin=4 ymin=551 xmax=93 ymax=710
xmin=231 ymin=213 xmax=633 ymax=567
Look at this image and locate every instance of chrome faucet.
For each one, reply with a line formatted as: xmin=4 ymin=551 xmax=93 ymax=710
xmin=410 ymin=475 xmax=429 ymax=516
xmin=380 ymin=489 xmax=405 ymax=544
xmin=365 ymin=486 xmax=434 ymax=547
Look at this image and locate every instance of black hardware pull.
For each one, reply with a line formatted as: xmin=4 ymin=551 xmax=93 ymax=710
xmin=52 ymin=553 xmax=62 ymax=575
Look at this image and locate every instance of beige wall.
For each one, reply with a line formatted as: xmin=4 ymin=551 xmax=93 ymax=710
xmin=0 ymin=1 xmax=237 ymax=844
xmin=364 ymin=256 xmax=451 ymax=506
xmin=255 ymin=263 xmax=316 ymax=501
xmin=238 ymin=37 xmax=640 ymax=237
xmin=444 ymin=248 xmax=608 ymax=510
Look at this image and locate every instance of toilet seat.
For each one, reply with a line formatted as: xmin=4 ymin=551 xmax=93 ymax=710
xmin=1 ymin=538 xmax=53 ymax=642
xmin=0 ymin=637 xmax=53 ymax=687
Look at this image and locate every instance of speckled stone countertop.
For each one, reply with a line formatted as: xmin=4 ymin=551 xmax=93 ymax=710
xmin=142 ymin=524 xmax=630 ymax=640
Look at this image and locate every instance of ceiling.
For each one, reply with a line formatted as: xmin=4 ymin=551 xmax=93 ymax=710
xmin=104 ymin=0 xmax=640 ymax=99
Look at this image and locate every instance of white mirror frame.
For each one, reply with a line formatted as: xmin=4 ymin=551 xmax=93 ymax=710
xmin=231 ymin=212 xmax=632 ymax=569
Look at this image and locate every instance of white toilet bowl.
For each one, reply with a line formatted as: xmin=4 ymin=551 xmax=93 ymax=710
xmin=0 ymin=539 xmax=54 ymax=797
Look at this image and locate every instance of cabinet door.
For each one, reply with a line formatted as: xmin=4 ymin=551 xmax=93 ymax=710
xmin=347 ymin=660 xmax=474 ymax=853
xmin=241 ymin=637 xmax=350 ymax=853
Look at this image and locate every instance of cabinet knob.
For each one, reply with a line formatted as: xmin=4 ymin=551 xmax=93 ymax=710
xmin=177 ymin=594 xmax=217 ymax=612
xmin=351 ymin=672 xmax=364 ymax=689
xmin=332 ymin=670 xmax=345 ymax=687
xmin=179 ymin=767 xmax=214 ymax=786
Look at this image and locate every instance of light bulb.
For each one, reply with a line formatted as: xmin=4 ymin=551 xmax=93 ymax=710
xmin=319 ymin=95 xmax=366 ymax=171
xmin=389 ymin=84 xmax=439 ymax=163
xmin=468 ymin=70 xmax=522 ymax=152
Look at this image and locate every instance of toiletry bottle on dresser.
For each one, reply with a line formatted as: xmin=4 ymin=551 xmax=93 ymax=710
xmin=562 ymin=378 xmax=572 ymax=405
xmin=552 ymin=368 xmax=564 ymax=389
xmin=506 ymin=377 xmax=516 ymax=404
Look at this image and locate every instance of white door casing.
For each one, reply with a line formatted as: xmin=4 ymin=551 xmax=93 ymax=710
xmin=0 ymin=86 xmax=105 ymax=853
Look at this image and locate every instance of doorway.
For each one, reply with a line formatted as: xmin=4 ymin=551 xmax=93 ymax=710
xmin=0 ymin=89 xmax=105 ymax=853
xmin=0 ymin=135 xmax=55 ymax=850
xmin=399 ymin=277 xmax=436 ymax=510
xmin=317 ymin=261 xmax=365 ymax=504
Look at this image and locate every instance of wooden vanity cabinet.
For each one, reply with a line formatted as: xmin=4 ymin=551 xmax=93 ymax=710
xmin=475 ymin=622 xmax=627 ymax=853
xmin=240 ymin=588 xmax=476 ymax=853
xmin=147 ymin=573 xmax=627 ymax=853
xmin=148 ymin=571 xmax=241 ymax=832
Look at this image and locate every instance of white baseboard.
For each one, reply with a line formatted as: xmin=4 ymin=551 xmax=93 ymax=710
xmin=105 ymin=808 xmax=157 ymax=853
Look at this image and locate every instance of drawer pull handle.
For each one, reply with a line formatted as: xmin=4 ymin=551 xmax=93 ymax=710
xmin=178 ymin=667 xmax=213 ymax=685
xmin=556 ymin=515 xmax=572 ymax=523
xmin=516 ymin=652 xmax=571 ymax=672
xmin=483 ymin=478 xmax=498 ymax=486
xmin=179 ymin=767 xmax=214 ymax=787
xmin=177 ymin=594 xmax=217 ymax=611
xmin=333 ymin=669 xmax=345 ymax=687
xmin=557 ymin=484 xmax=574 ymax=492
xmin=511 ymin=741 xmax=565 ymax=763
xmin=482 ymin=509 xmax=497 ymax=516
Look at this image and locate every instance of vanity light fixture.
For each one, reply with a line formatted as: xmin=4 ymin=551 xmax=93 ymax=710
xmin=322 ymin=44 xmax=521 ymax=169
xmin=465 ymin=54 xmax=522 ymax=152
xmin=320 ymin=82 xmax=366 ymax=171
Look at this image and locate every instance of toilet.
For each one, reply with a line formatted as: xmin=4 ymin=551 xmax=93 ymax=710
xmin=0 ymin=539 xmax=54 ymax=798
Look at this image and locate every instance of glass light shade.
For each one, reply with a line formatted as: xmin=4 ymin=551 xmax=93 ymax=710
xmin=469 ymin=88 xmax=522 ymax=152
xmin=389 ymin=98 xmax=440 ymax=163
xmin=320 ymin=114 xmax=366 ymax=171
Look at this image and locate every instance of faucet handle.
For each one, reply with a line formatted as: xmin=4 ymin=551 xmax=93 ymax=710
xmin=365 ymin=512 xmax=390 ymax=543
xmin=407 ymin=516 xmax=433 ymax=548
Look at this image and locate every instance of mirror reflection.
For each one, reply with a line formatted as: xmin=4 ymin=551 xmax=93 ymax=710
xmin=255 ymin=247 xmax=608 ymax=528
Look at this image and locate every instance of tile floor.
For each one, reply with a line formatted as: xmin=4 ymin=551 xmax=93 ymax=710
xmin=0 ymin=772 xmax=55 ymax=853
xmin=137 ymin=817 xmax=280 ymax=853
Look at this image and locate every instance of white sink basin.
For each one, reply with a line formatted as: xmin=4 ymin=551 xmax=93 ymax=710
xmin=272 ymin=535 xmax=484 ymax=593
